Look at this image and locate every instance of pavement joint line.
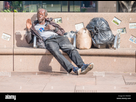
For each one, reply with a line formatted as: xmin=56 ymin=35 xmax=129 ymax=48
xmin=74 ymin=85 xmax=76 ymax=92
xmin=42 ymin=84 xmax=47 ymax=92
xmin=122 ymin=75 xmax=126 ymax=85
xmin=25 ymin=76 xmax=31 ymax=85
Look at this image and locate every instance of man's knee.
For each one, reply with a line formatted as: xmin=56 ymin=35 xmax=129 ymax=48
xmin=46 ymin=42 xmax=57 ymax=51
xmin=47 ymin=46 xmax=61 ymax=56
xmin=61 ymin=43 xmax=75 ymax=50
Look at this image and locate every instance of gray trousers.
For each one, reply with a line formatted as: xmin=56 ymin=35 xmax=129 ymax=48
xmin=44 ymin=35 xmax=84 ymax=73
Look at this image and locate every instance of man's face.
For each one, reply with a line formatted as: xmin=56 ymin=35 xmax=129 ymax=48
xmin=37 ymin=10 xmax=46 ymax=23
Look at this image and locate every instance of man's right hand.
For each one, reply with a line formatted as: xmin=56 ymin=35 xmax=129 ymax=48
xmin=26 ymin=19 xmax=32 ymax=31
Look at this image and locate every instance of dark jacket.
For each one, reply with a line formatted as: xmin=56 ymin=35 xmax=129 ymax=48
xmin=25 ymin=17 xmax=65 ymax=48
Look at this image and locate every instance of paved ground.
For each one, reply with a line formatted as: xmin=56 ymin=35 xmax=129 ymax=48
xmin=0 ymin=71 xmax=136 ymax=92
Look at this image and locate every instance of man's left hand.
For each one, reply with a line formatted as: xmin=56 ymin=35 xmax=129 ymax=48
xmin=44 ymin=24 xmax=55 ymax=31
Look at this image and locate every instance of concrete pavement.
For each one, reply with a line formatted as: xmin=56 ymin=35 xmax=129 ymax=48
xmin=0 ymin=71 xmax=136 ymax=92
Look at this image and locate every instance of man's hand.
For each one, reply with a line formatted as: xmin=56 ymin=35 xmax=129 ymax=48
xmin=44 ymin=24 xmax=55 ymax=31
xmin=26 ymin=19 xmax=32 ymax=31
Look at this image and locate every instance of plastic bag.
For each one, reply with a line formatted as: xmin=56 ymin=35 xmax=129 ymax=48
xmin=64 ymin=31 xmax=77 ymax=47
xmin=86 ymin=17 xmax=115 ymax=48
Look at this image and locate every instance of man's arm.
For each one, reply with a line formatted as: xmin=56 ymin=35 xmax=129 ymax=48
xmin=45 ymin=18 xmax=65 ymax=36
xmin=25 ymin=28 xmax=33 ymax=44
xmin=25 ymin=19 xmax=33 ymax=44
xmin=50 ymin=21 xmax=65 ymax=36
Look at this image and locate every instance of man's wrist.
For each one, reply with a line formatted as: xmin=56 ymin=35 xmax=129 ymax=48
xmin=27 ymin=28 xmax=31 ymax=32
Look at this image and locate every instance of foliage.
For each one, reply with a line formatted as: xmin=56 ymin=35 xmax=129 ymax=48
xmin=14 ymin=9 xmax=18 ymax=12
xmin=1 ymin=9 xmax=18 ymax=13
xmin=1 ymin=9 xmax=11 ymax=12
xmin=11 ymin=1 xmax=23 ymax=12
xmin=81 ymin=7 xmax=87 ymax=12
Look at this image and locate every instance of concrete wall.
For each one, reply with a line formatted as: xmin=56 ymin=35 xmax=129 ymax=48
xmin=0 ymin=13 xmax=13 ymax=48
xmin=14 ymin=13 xmax=136 ymax=48
xmin=0 ymin=13 xmax=13 ymax=71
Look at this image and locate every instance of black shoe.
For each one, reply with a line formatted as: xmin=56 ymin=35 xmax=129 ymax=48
xmin=80 ymin=63 xmax=94 ymax=74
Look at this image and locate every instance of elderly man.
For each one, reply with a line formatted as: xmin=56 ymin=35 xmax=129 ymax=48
xmin=25 ymin=8 xmax=94 ymax=75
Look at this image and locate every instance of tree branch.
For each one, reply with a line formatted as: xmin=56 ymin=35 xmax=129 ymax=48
xmin=130 ymin=1 xmax=135 ymax=6
xmin=120 ymin=1 xmax=128 ymax=9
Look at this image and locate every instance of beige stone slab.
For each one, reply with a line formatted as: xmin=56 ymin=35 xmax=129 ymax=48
xmin=20 ymin=84 xmax=45 ymax=92
xmin=14 ymin=13 xmax=136 ymax=48
xmin=0 ymin=85 xmax=21 ymax=92
xmin=26 ymin=75 xmax=50 ymax=85
xmin=11 ymin=71 xmax=52 ymax=76
xmin=0 ymin=75 xmax=30 ymax=86
xmin=0 ymin=13 xmax=13 ymax=48
xmin=14 ymin=55 xmax=72 ymax=72
xmin=0 ymin=48 xmax=13 ymax=54
xmin=43 ymin=75 xmax=75 ymax=92
xmin=60 ymin=73 xmax=96 ymax=86
xmin=123 ymin=75 xmax=136 ymax=83
xmin=0 ymin=75 xmax=48 ymax=92
xmin=96 ymin=75 xmax=125 ymax=85
xmin=0 ymin=76 xmax=29 ymax=92
xmin=118 ymin=85 xmax=136 ymax=91
xmin=0 ymin=55 xmax=13 ymax=71
xmin=104 ymin=72 xmax=132 ymax=76
xmin=77 ymin=48 xmax=136 ymax=56
xmin=75 ymin=85 xmax=97 ymax=92
xmin=81 ymin=56 xmax=135 ymax=72
xmin=43 ymin=83 xmax=75 ymax=92
xmin=14 ymin=55 xmax=57 ymax=72
xmin=0 ymin=76 xmax=3 ymax=81
xmin=75 ymin=85 xmax=129 ymax=92
xmin=75 ymin=77 xmax=95 ymax=86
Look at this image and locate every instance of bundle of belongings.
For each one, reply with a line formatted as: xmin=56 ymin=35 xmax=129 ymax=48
xmin=63 ymin=31 xmax=77 ymax=48
xmin=76 ymin=28 xmax=92 ymax=50
xmin=32 ymin=17 xmax=120 ymax=50
xmin=65 ymin=17 xmax=120 ymax=50
xmin=64 ymin=28 xmax=92 ymax=50
xmin=86 ymin=17 xmax=115 ymax=49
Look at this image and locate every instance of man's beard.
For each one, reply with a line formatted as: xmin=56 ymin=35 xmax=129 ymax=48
xmin=38 ymin=20 xmax=42 ymax=23
xmin=38 ymin=19 xmax=44 ymax=23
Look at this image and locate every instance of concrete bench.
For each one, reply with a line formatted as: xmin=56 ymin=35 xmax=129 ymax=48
xmin=13 ymin=47 xmax=136 ymax=72
xmin=0 ymin=12 xmax=136 ymax=73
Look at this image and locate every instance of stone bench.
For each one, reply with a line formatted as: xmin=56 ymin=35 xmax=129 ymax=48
xmin=12 ymin=47 xmax=136 ymax=72
xmin=0 ymin=12 xmax=136 ymax=73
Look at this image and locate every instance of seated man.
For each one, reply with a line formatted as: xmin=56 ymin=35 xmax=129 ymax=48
xmin=25 ymin=8 xmax=94 ymax=75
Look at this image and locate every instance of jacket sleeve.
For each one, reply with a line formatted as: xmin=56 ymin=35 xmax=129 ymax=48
xmin=50 ymin=21 xmax=66 ymax=36
xmin=25 ymin=28 xmax=34 ymax=44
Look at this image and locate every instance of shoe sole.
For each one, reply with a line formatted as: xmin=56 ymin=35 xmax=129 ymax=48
xmin=80 ymin=63 xmax=94 ymax=75
xmin=77 ymin=68 xmax=81 ymax=75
